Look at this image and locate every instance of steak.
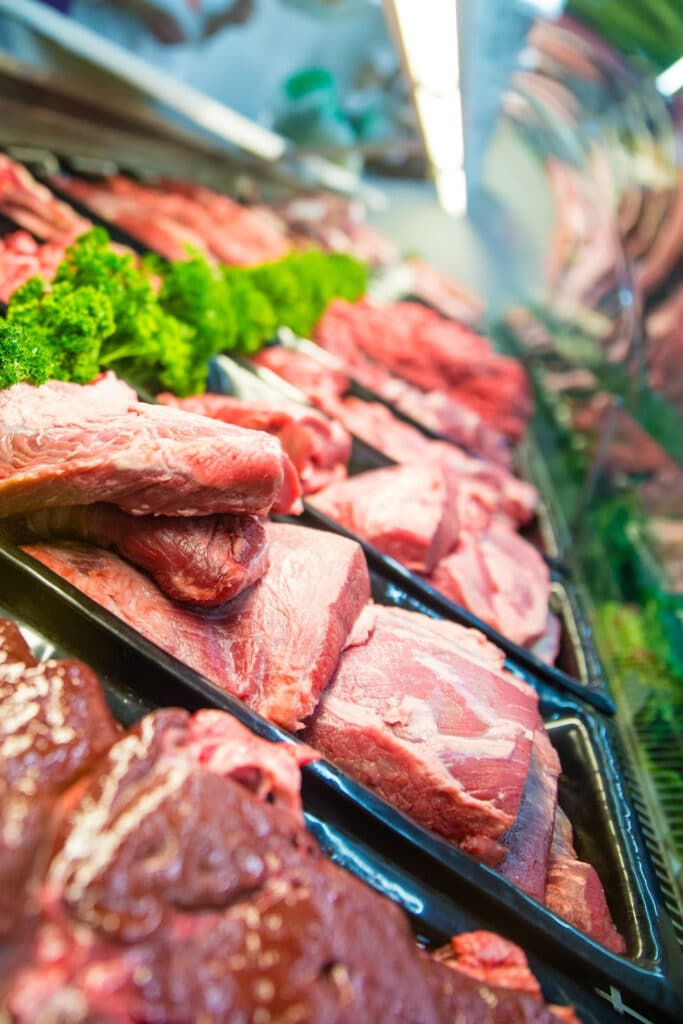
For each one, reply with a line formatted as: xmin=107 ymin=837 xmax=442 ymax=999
xmin=324 ymin=394 xmax=537 ymax=526
xmin=6 ymin=505 xmax=268 ymax=607
xmin=158 ymin=391 xmax=351 ymax=494
xmin=315 ymin=299 xmax=533 ymax=442
xmin=544 ymin=807 xmax=626 ymax=955
xmin=24 ymin=522 xmax=370 ymax=730
xmin=304 ymin=604 xmax=538 ymax=863
xmin=426 ymin=522 xmax=550 ymax=648
xmin=0 ymin=374 xmax=301 ymax=519
xmin=253 ymin=344 xmax=350 ymax=407
xmin=1 ymin=655 xmax=574 ymax=1024
xmin=309 ymin=462 xmax=459 ymax=573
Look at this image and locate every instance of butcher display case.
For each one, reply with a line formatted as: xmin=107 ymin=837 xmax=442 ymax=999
xmin=0 ymin=13 xmax=683 ymax=1023
xmin=491 ymin=14 xmax=683 ymax=954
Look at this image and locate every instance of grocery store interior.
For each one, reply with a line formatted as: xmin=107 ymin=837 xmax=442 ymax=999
xmin=0 ymin=1 xmax=682 ymax=1022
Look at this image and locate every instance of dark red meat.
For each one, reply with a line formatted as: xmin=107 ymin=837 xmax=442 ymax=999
xmin=9 ymin=505 xmax=268 ymax=607
xmin=24 ymin=521 xmax=370 ymax=730
xmin=0 ymin=374 xmax=301 ymax=519
xmin=309 ymin=462 xmax=459 ymax=573
xmin=305 ymin=605 xmax=539 ymax=864
xmin=158 ymin=391 xmax=351 ymax=494
xmin=544 ymin=807 xmax=626 ymax=955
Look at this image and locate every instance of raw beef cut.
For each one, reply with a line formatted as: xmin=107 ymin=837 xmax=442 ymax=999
xmin=252 ymin=342 xmax=513 ymax=464
xmin=253 ymin=343 xmax=350 ymax=406
xmin=544 ymin=807 xmax=626 ymax=954
xmin=53 ymin=173 xmax=290 ymax=265
xmin=1 ymin=636 xmax=575 ymax=1024
xmin=426 ymin=522 xmax=550 ymax=647
xmin=324 ymin=394 xmax=537 ymax=526
xmin=0 ymin=620 xmax=119 ymax=938
xmin=158 ymin=391 xmax=351 ymax=493
xmin=305 ymin=604 xmax=538 ymax=864
xmin=315 ymin=299 xmax=533 ymax=442
xmin=24 ymin=522 xmax=370 ymax=730
xmin=0 ymin=155 xmax=90 ymax=242
xmin=0 ymin=231 xmax=69 ymax=302
xmin=499 ymin=724 xmax=560 ymax=900
xmin=309 ymin=462 xmax=459 ymax=573
xmin=0 ymin=374 xmax=301 ymax=519
xmin=6 ymin=505 xmax=268 ymax=607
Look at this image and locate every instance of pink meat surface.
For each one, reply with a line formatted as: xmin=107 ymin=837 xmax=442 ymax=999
xmin=544 ymin=807 xmax=626 ymax=954
xmin=0 ymin=374 xmax=301 ymax=519
xmin=253 ymin=344 xmax=350 ymax=406
xmin=24 ymin=521 xmax=370 ymax=730
xmin=158 ymin=391 xmax=351 ymax=493
xmin=426 ymin=522 xmax=550 ymax=648
xmin=10 ymin=505 xmax=268 ymax=607
xmin=325 ymin=395 xmax=537 ymax=528
xmin=309 ymin=462 xmax=459 ymax=574
xmin=0 ymin=156 xmax=90 ymax=241
xmin=305 ymin=604 xmax=538 ymax=863
xmin=315 ymin=299 xmax=533 ymax=442
xmin=499 ymin=724 xmax=560 ymax=900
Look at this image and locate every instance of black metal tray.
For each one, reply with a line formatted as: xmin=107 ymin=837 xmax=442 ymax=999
xmin=1 ymin=537 xmax=681 ymax=1022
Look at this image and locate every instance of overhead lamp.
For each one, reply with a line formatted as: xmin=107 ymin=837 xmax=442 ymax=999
xmin=656 ymin=56 xmax=683 ymax=97
xmin=414 ymin=87 xmax=464 ymax=169
xmin=434 ymin=166 xmax=467 ymax=217
xmin=391 ymin=0 xmax=459 ymax=94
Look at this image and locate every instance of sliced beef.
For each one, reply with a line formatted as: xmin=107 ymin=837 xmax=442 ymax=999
xmin=499 ymin=725 xmax=560 ymax=900
xmin=0 ymin=374 xmax=301 ymax=520
xmin=24 ymin=522 xmax=370 ymax=730
xmin=545 ymin=807 xmax=626 ymax=954
xmin=305 ymin=605 xmax=538 ymax=863
xmin=6 ymin=505 xmax=268 ymax=607
xmin=426 ymin=522 xmax=550 ymax=648
xmin=309 ymin=462 xmax=459 ymax=574
xmin=158 ymin=391 xmax=351 ymax=494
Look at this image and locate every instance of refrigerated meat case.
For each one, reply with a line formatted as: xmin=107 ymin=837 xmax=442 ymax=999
xmin=489 ymin=14 xmax=683 ymax=954
xmin=0 ymin=44 xmax=683 ymax=1023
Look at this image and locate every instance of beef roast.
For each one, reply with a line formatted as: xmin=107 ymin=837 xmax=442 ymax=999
xmin=309 ymin=462 xmax=459 ymax=574
xmin=7 ymin=505 xmax=268 ymax=607
xmin=426 ymin=522 xmax=550 ymax=648
xmin=323 ymin=395 xmax=537 ymax=527
xmin=544 ymin=807 xmax=626 ymax=955
xmin=24 ymin=522 xmax=370 ymax=730
xmin=305 ymin=604 xmax=538 ymax=863
xmin=158 ymin=391 xmax=351 ymax=494
xmin=5 ymin=701 xmax=574 ymax=1024
xmin=0 ymin=374 xmax=301 ymax=519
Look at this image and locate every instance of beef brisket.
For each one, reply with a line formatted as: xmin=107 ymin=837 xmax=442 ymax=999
xmin=0 ymin=374 xmax=301 ymax=519
xmin=7 ymin=505 xmax=268 ymax=607
xmin=24 ymin=522 xmax=370 ymax=730
xmin=309 ymin=462 xmax=459 ymax=573
xmin=158 ymin=391 xmax=351 ymax=494
xmin=305 ymin=604 xmax=538 ymax=863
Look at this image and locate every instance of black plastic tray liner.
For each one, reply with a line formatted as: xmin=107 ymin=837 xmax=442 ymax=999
xmin=0 ymin=540 xmax=681 ymax=1022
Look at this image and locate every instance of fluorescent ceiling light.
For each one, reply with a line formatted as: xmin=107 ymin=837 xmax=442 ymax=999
xmin=656 ymin=56 xmax=683 ymax=96
xmin=392 ymin=0 xmax=459 ymax=93
xmin=435 ymin=166 xmax=467 ymax=216
xmin=414 ymin=87 xmax=464 ymax=169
